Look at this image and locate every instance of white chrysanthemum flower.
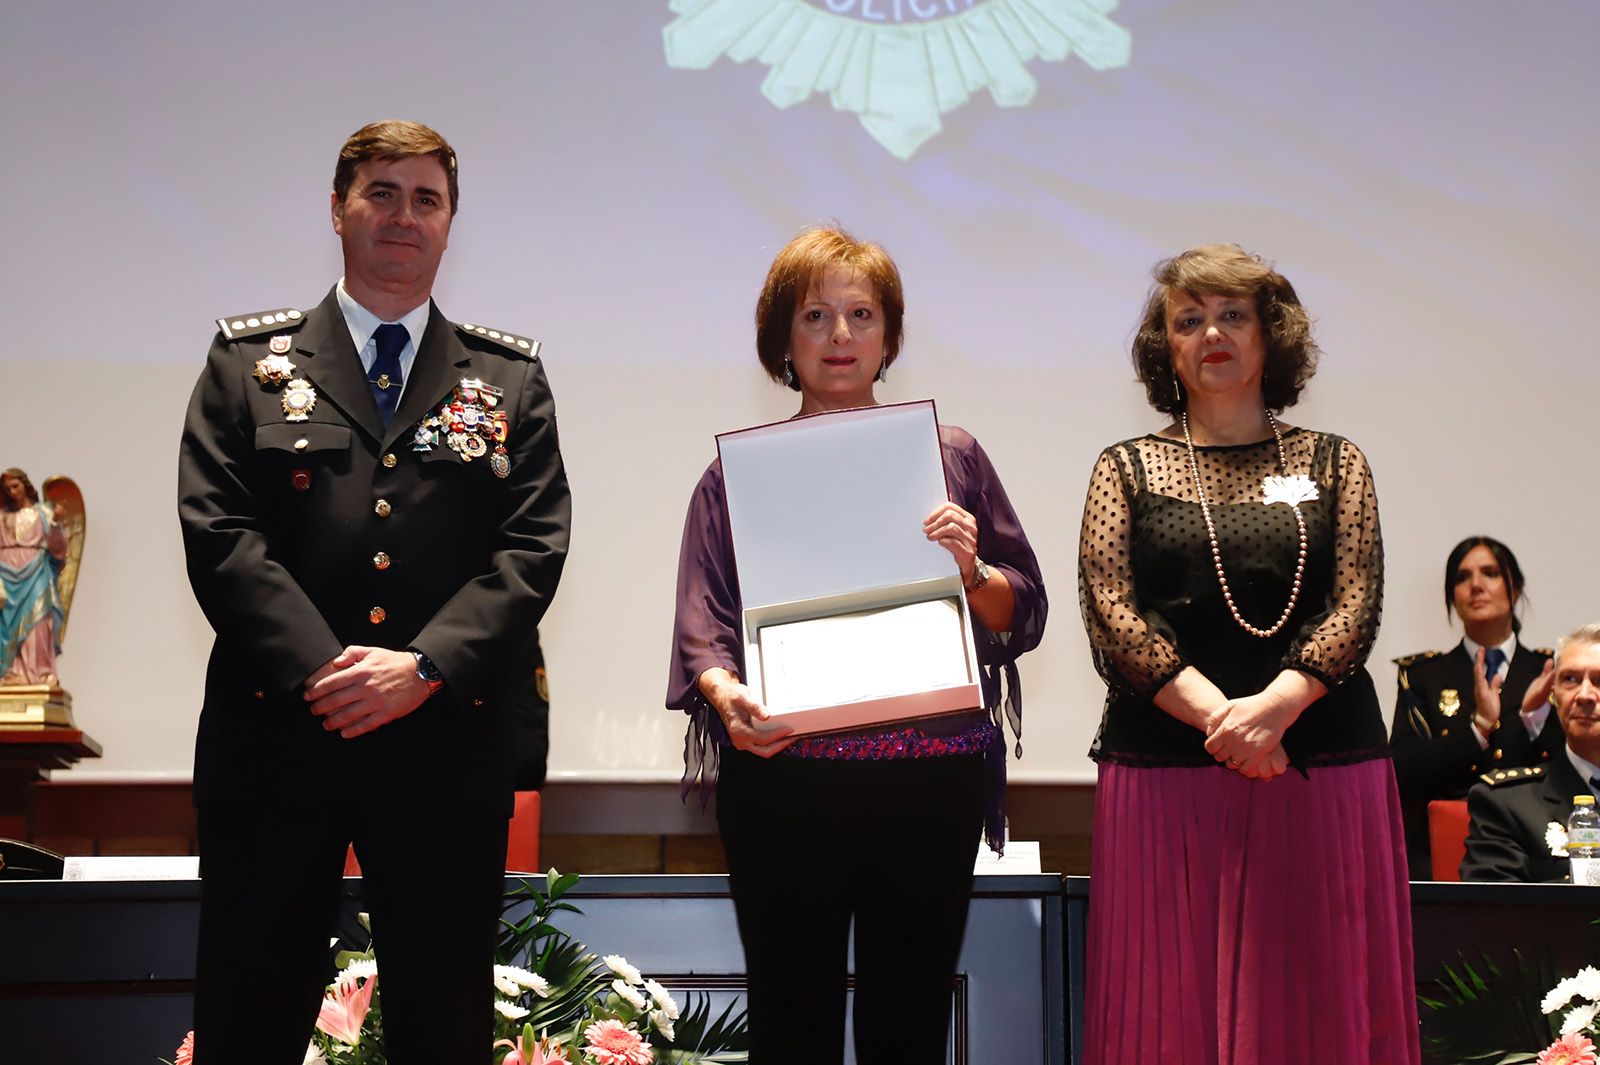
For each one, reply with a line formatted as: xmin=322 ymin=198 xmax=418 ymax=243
xmin=1575 ymin=966 xmax=1600 ymax=1002
xmin=1546 ymin=976 xmax=1583 ymax=1015
xmin=303 ymin=1042 xmax=328 ymax=1065
xmin=494 ymin=973 xmax=521 ymax=997
xmin=1548 ymin=822 xmax=1571 ymax=857
xmin=1563 ymin=1000 xmax=1600 ymax=1036
xmin=495 ymin=964 xmax=551 ymax=997
xmin=644 ymin=979 xmax=680 ymax=1020
xmin=494 ymin=999 xmax=531 ymax=1021
xmin=613 ymin=979 xmax=648 ymax=1011
xmin=332 ymin=958 xmax=378 ymax=994
xmin=604 ymin=954 xmax=644 ymax=985
xmin=341 ymin=958 xmax=378 ymax=982
xmin=650 ymin=1009 xmax=676 ymax=1042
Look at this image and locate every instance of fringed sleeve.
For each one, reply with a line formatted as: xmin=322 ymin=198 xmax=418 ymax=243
xmin=666 ymin=461 xmax=743 ymax=803
xmin=943 ymin=427 xmax=1049 ymax=853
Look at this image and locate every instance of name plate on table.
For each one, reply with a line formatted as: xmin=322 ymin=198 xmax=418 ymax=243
xmin=717 ymin=401 xmax=981 ymax=735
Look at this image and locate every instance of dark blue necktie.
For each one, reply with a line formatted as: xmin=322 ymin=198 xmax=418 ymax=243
xmin=369 ymin=323 xmax=408 ymax=427
xmin=1483 ymin=647 xmax=1507 ymax=682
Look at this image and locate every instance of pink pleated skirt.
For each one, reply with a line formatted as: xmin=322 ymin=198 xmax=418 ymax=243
xmin=1084 ymin=759 xmax=1420 ymax=1065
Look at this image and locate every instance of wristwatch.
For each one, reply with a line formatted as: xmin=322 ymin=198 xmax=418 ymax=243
xmin=966 ymin=557 xmax=991 ymax=592
xmin=412 ymin=651 xmax=446 ymax=696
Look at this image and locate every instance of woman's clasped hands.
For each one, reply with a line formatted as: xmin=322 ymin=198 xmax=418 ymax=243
xmin=1204 ymin=692 xmax=1294 ymax=781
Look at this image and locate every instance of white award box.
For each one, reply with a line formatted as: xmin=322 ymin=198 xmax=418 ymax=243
xmin=716 ymin=401 xmax=982 ymax=736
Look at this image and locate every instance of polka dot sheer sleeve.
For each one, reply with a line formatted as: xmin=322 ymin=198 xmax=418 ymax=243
xmin=1078 ymin=443 xmax=1187 ymax=697
xmin=1281 ymin=436 xmax=1383 ymax=686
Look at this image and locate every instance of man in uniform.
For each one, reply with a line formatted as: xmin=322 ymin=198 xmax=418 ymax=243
xmin=1462 ymin=622 xmax=1600 ymax=882
xmin=178 ymin=120 xmax=570 ymax=1063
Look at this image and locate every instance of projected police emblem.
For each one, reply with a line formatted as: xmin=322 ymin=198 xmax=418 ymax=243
xmin=664 ymin=0 xmax=1131 ymax=160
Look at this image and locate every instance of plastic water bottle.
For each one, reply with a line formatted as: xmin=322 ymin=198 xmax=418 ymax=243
xmin=1568 ymin=796 xmax=1600 ymax=886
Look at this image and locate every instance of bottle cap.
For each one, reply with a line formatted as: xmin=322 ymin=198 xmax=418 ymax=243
xmin=1575 ymin=795 xmax=1596 ymax=806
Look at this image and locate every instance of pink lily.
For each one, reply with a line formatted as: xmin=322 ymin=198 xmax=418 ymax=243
xmin=495 ymin=1024 xmax=571 ymax=1064
xmin=315 ymin=969 xmax=377 ymax=1046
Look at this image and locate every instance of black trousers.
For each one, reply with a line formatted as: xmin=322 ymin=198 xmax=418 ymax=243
xmin=193 ymin=802 xmax=508 ymax=1065
xmin=717 ymin=748 xmax=986 ymax=1065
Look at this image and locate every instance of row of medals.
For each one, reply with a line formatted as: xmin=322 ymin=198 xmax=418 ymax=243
xmin=255 ymin=347 xmax=510 ymax=479
xmin=414 ymin=379 xmax=511 ymax=479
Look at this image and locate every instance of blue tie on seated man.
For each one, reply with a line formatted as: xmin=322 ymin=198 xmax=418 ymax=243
xmin=1461 ymin=622 xmax=1600 ymax=882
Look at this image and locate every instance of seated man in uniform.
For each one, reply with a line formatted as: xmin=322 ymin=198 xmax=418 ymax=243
xmin=1462 ymin=621 xmax=1600 ymax=882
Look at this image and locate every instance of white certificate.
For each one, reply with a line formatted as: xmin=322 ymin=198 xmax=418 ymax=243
xmin=758 ymin=597 xmax=970 ymax=712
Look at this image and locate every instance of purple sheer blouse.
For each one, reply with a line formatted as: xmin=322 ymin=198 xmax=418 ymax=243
xmin=667 ymin=423 xmax=1047 ymax=851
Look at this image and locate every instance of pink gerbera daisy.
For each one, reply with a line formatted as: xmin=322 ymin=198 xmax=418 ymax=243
xmin=582 ymin=1019 xmax=654 ymax=1065
xmin=1539 ymin=1033 xmax=1600 ymax=1065
xmin=173 ymin=1031 xmax=195 ymax=1065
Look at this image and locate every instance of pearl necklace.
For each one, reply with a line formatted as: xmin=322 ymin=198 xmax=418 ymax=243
xmin=1180 ymin=409 xmax=1311 ymax=639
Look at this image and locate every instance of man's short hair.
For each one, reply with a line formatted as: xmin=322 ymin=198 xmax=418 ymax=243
xmin=333 ymin=120 xmax=459 ymax=216
xmin=1557 ymin=622 xmax=1600 ymax=663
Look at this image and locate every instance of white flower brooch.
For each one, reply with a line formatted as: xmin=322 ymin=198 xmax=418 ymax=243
xmin=1548 ymin=821 xmax=1571 ymax=857
xmin=1262 ymin=474 xmax=1320 ymax=507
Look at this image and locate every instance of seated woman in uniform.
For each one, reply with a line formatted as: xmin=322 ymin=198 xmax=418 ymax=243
xmin=1390 ymin=535 xmax=1559 ymax=878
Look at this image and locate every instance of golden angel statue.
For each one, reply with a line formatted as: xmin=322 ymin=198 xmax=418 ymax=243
xmin=1 ymin=468 xmax=84 ymax=724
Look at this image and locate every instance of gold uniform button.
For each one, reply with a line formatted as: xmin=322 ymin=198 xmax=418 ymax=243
xmin=1543 ymin=750 xmax=1552 ymax=759
xmin=382 ymin=453 xmax=397 ymax=469
xmin=369 ymin=606 xmax=387 ymax=624
xmin=1493 ymin=748 xmax=1504 ymax=761
xmin=472 ymin=698 xmax=484 ymax=707
xmin=374 ymin=499 xmax=392 ymax=518
xmin=373 ymin=551 xmax=392 ymax=571
xmin=1441 ymin=727 xmax=1450 ymax=737
xmin=254 ymin=690 xmax=265 ymax=700
xmin=294 ymin=438 xmax=309 ymax=451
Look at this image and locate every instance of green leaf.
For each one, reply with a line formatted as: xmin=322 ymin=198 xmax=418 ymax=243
xmin=653 ymin=993 xmax=750 ymax=1063
xmin=1418 ymin=949 xmax=1561 ymax=1063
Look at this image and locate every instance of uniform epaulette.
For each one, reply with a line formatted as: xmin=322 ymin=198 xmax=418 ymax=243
xmin=1533 ymin=647 xmax=1555 ymax=657
xmin=217 ymin=308 xmax=306 ymax=340
xmin=457 ymin=321 xmax=540 ymax=359
xmin=1479 ymin=765 xmax=1546 ymax=787
xmin=1393 ymin=650 xmax=1440 ymax=668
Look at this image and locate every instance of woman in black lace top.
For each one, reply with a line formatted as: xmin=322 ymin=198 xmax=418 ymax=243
xmin=1077 ymin=244 xmax=1419 ymax=1064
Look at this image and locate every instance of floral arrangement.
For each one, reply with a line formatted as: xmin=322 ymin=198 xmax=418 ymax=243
xmin=165 ymin=870 xmax=747 ymax=1065
xmin=1419 ymin=948 xmax=1600 ymax=1065
xmin=1537 ymin=967 xmax=1600 ymax=1065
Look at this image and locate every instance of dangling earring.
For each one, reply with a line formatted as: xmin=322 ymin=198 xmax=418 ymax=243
xmin=875 ymin=360 xmax=888 ymax=383
xmin=1171 ymin=372 xmax=1183 ymax=406
xmin=782 ymin=358 xmax=794 ymax=388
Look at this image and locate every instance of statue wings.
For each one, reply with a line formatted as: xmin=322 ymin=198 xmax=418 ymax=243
xmin=41 ymin=476 xmax=85 ymax=644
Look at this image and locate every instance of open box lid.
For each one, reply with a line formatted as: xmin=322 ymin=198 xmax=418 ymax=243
xmin=716 ymin=400 xmax=954 ymax=609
